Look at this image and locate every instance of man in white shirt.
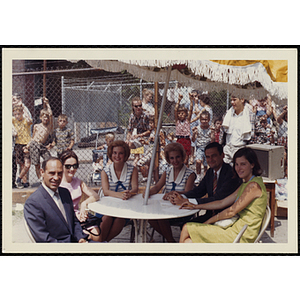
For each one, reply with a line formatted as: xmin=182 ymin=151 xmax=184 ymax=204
xmin=222 ymin=96 xmax=252 ymax=164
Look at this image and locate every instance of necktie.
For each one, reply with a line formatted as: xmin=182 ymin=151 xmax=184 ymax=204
xmin=54 ymin=191 xmax=67 ymax=222
xmin=171 ymin=182 xmax=176 ymax=191
xmin=115 ymin=181 xmax=126 ymax=192
xmin=213 ymin=171 xmax=218 ymax=195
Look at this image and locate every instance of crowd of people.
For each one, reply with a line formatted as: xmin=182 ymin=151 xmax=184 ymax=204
xmin=13 ymin=87 xmax=288 ymax=243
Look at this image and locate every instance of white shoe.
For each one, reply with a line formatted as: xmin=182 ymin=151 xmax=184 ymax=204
xmin=140 ymin=177 xmax=148 ymax=183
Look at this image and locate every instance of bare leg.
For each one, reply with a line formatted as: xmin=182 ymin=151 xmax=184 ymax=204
xmin=99 ymin=215 xmax=114 ymax=242
xmin=106 ymin=218 xmax=126 ymax=242
xmin=149 ymin=220 xmax=175 ymax=243
xmin=35 ymin=164 xmax=41 ymax=179
xmin=196 ymin=160 xmax=202 ymax=176
xmin=19 ymin=158 xmax=31 ymax=182
xmin=179 ymin=224 xmax=193 ymax=243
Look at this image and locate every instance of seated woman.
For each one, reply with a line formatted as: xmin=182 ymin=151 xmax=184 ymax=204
xmin=143 ymin=142 xmax=196 ymax=242
xmin=177 ymin=147 xmax=267 ymax=243
xmin=59 ymin=150 xmax=100 ymax=242
xmin=100 ymin=140 xmax=138 ymax=242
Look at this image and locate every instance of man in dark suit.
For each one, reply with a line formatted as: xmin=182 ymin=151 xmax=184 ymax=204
xmin=168 ymin=142 xmax=242 ymax=223
xmin=24 ymin=157 xmax=89 ymax=243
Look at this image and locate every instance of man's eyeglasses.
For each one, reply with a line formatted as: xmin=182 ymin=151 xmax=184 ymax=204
xmin=64 ymin=164 xmax=79 ymax=169
xmin=134 ymin=105 xmax=142 ymax=108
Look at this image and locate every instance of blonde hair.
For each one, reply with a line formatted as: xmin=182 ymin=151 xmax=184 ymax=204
xmin=105 ymin=132 xmax=115 ymax=140
xmin=142 ymin=88 xmax=153 ymax=99
xmin=40 ymin=109 xmax=50 ymax=117
xmin=164 ymin=142 xmax=186 ymax=163
xmin=13 ymin=106 xmax=23 ymax=113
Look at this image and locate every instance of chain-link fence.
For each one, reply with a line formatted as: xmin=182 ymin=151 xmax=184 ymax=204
xmin=12 ymin=61 xmax=288 ymax=189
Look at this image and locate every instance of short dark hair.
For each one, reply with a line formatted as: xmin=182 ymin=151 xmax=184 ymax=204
xmin=200 ymin=110 xmax=210 ymax=120
xmin=232 ymin=147 xmax=262 ymax=177
xmin=58 ymin=150 xmax=79 ymax=166
xmin=41 ymin=157 xmax=62 ymax=171
xmin=213 ymin=116 xmax=223 ymax=124
xmin=199 ymin=93 xmax=210 ymax=104
xmin=205 ymin=142 xmax=223 ymax=155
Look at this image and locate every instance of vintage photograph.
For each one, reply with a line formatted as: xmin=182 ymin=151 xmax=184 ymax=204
xmin=2 ymin=47 xmax=297 ymax=253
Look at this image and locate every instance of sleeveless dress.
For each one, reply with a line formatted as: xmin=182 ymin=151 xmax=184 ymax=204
xmin=187 ymin=176 xmax=267 ymax=243
xmin=102 ymin=162 xmax=135 ymax=224
xmin=164 ymin=165 xmax=195 ymax=193
xmin=60 ymin=177 xmax=82 ymax=212
xmin=103 ymin=162 xmax=134 ymax=193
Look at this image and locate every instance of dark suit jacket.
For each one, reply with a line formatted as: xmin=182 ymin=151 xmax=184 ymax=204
xmin=24 ymin=185 xmax=88 ymax=243
xmin=184 ymin=162 xmax=241 ymax=204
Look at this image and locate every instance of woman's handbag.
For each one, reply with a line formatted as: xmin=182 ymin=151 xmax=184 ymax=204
xmin=214 ymin=214 xmax=239 ymax=229
xmin=80 ymin=212 xmax=102 ymax=236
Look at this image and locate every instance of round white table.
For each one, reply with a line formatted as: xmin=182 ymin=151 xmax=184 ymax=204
xmin=88 ymin=194 xmax=199 ymax=243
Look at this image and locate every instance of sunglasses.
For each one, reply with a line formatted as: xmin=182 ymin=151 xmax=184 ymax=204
xmin=64 ymin=164 xmax=79 ymax=169
xmin=134 ymin=105 xmax=142 ymax=108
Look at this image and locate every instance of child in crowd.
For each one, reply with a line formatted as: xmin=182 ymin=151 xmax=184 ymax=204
xmin=12 ymin=125 xmax=17 ymax=188
xmin=252 ymin=115 xmax=275 ymax=144
xmin=51 ymin=114 xmax=74 ymax=157
xmin=251 ymin=96 xmax=272 ymax=124
xmin=189 ymin=90 xmax=202 ymax=165
xmin=12 ymin=105 xmax=33 ymax=188
xmin=175 ymin=93 xmax=193 ymax=165
xmin=211 ymin=116 xmax=224 ymax=144
xmin=277 ymin=105 xmax=288 ymax=177
xmin=192 ymin=110 xmax=213 ymax=184
xmin=93 ymin=132 xmax=115 ymax=171
xmin=136 ymin=116 xmax=165 ymax=183
xmin=142 ymin=88 xmax=155 ymax=116
xmin=25 ymin=97 xmax=53 ymax=181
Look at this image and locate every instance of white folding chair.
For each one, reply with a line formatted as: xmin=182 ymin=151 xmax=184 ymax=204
xmin=233 ymin=224 xmax=248 ymax=243
xmin=233 ymin=205 xmax=271 ymax=243
xmin=254 ymin=205 xmax=271 ymax=243
xmin=24 ymin=218 xmax=36 ymax=243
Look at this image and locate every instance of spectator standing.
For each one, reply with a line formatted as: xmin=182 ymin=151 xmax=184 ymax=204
xmin=126 ymin=97 xmax=151 ymax=165
xmin=175 ymin=93 xmax=193 ymax=165
xmin=26 ymin=97 xmax=54 ymax=181
xmin=222 ymin=95 xmax=252 ymax=164
xmin=142 ymin=88 xmax=155 ymax=116
xmin=192 ymin=110 xmax=213 ymax=184
xmin=12 ymin=105 xmax=33 ymax=188
xmin=51 ymin=114 xmax=74 ymax=157
xmin=211 ymin=116 xmax=224 ymax=145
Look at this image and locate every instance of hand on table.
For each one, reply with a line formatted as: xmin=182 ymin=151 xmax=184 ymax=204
xmin=165 ymin=191 xmax=186 ymax=206
xmin=121 ymin=190 xmax=136 ymax=200
xmin=179 ymin=200 xmax=196 ymax=210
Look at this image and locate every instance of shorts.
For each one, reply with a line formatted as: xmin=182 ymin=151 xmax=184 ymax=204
xmin=15 ymin=144 xmax=30 ymax=165
xmin=177 ymin=138 xmax=191 ymax=156
xmin=195 ymin=147 xmax=207 ymax=166
xmin=30 ymin=140 xmax=51 ymax=166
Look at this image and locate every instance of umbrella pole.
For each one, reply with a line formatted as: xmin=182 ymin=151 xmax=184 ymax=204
xmin=144 ymin=66 xmax=172 ymax=205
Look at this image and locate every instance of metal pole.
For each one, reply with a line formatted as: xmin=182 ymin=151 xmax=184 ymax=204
xmin=43 ymin=60 xmax=46 ymax=98
xmin=144 ymin=66 xmax=172 ymax=205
